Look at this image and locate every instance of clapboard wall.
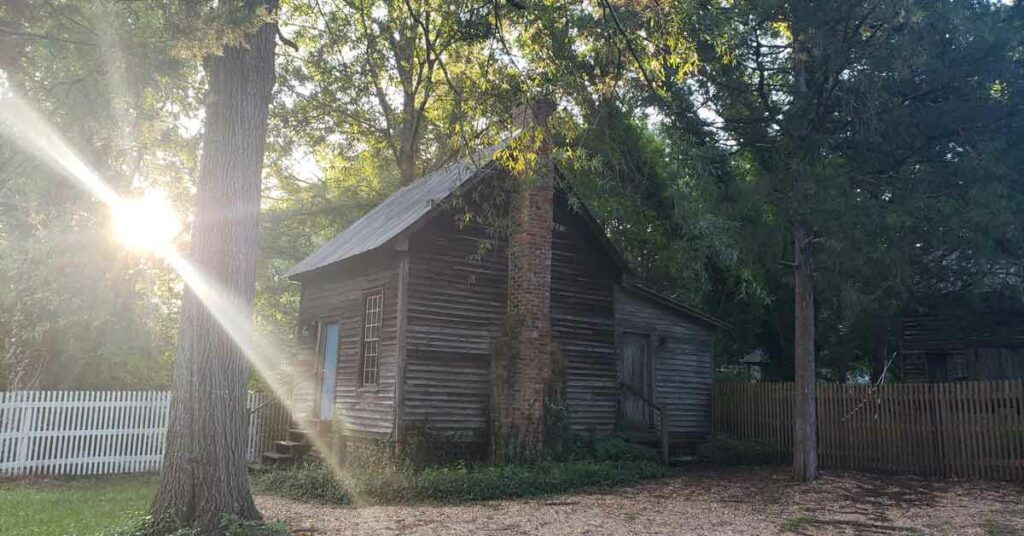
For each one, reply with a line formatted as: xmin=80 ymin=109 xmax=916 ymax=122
xmin=614 ymin=286 xmax=715 ymax=443
xmin=403 ymin=212 xmax=508 ymax=443
xmin=296 ymin=251 xmax=400 ymax=438
xmin=401 ymin=190 xmax=623 ymax=442
xmin=551 ymin=193 xmax=619 ymax=435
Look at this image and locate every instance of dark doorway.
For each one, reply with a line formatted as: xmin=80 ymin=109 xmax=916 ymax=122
xmin=620 ymin=333 xmax=653 ymax=425
xmin=926 ymin=353 xmax=949 ymax=383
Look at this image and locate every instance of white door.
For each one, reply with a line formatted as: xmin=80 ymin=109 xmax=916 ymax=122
xmin=319 ymin=322 xmax=340 ymax=419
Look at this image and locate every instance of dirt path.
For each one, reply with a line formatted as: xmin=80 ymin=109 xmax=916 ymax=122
xmin=256 ymin=467 xmax=1024 ymax=535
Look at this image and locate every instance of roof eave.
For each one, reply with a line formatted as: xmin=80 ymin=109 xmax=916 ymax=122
xmin=620 ymin=282 xmax=728 ymax=329
xmin=284 ymin=158 xmax=502 ymax=280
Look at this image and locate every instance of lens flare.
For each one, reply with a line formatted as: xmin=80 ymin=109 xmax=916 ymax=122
xmin=0 ymin=89 xmax=356 ymax=494
xmin=112 ymin=191 xmax=183 ymax=253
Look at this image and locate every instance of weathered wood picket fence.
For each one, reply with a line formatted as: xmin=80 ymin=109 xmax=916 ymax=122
xmin=0 ymin=390 xmax=290 ymax=477
xmin=712 ymin=381 xmax=1024 ymax=482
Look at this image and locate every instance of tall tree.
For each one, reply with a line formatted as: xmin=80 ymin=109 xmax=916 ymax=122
xmin=276 ymin=0 xmax=509 ymax=185
xmin=541 ymin=0 xmax=1024 ymax=480
xmin=150 ymin=0 xmax=278 ymax=531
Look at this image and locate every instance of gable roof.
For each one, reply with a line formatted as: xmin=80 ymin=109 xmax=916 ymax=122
xmin=284 ymin=142 xmax=505 ymax=278
xmin=285 ymin=138 xmax=725 ymax=329
xmin=619 ymin=282 xmax=727 ymax=329
xmin=284 ymin=137 xmax=627 ymax=280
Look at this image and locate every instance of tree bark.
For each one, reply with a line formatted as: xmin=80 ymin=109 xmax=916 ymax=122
xmin=793 ymin=219 xmax=818 ymax=482
xmin=150 ymin=2 xmax=277 ymax=533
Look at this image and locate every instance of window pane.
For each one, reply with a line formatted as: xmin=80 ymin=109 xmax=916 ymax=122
xmin=361 ymin=289 xmax=383 ymax=385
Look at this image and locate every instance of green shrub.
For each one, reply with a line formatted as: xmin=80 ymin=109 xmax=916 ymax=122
xmin=592 ymin=436 xmax=660 ymax=463
xmin=219 ymin=514 xmax=290 ymax=536
xmin=251 ymin=462 xmax=352 ymax=504
xmin=696 ymin=434 xmax=784 ymax=466
xmin=100 ymin=515 xmax=150 ymax=536
xmin=252 ymin=459 xmax=667 ymax=506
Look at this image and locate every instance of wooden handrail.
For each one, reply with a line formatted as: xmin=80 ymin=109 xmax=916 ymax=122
xmin=619 ymin=381 xmax=670 ymax=464
xmin=619 ymin=381 xmax=663 ymax=412
xmin=248 ymin=367 xmax=317 ymax=416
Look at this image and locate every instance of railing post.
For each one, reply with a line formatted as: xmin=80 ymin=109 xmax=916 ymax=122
xmin=660 ymin=408 xmax=669 ymax=465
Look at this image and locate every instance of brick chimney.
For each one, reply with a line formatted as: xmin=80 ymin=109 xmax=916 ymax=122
xmin=511 ymin=99 xmax=556 ymax=131
xmin=492 ymin=98 xmax=557 ymax=463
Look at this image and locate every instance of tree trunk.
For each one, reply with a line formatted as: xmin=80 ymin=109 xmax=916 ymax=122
xmin=397 ymin=96 xmax=419 ymax=185
xmin=870 ymin=323 xmax=888 ymax=384
xmin=793 ymin=219 xmax=818 ymax=482
xmin=150 ymin=3 xmax=277 ymax=533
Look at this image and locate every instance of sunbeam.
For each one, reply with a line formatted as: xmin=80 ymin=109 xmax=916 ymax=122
xmin=0 ymin=88 xmax=355 ymax=493
xmin=162 ymin=253 xmax=346 ymax=481
xmin=0 ymin=92 xmax=120 ymax=206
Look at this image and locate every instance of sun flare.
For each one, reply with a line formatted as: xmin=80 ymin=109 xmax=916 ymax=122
xmin=111 ymin=190 xmax=183 ymax=253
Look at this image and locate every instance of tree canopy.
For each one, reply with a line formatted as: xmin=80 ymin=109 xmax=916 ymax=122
xmin=2 ymin=0 xmax=1022 ymax=392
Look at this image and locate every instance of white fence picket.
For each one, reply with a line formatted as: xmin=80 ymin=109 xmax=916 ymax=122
xmin=0 ymin=390 xmax=278 ymax=477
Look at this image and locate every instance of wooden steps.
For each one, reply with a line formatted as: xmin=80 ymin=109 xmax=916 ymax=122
xmin=258 ymin=428 xmax=313 ymax=467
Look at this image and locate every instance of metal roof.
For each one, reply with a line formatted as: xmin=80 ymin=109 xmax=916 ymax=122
xmin=284 ymin=142 xmax=505 ymax=278
xmin=619 ymin=282 xmax=727 ymax=329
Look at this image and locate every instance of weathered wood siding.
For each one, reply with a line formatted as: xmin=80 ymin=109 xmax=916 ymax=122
xmin=614 ymin=286 xmax=714 ymax=442
xmin=402 ymin=190 xmax=623 ymax=441
xmin=404 ymin=213 xmax=507 ymax=443
xmin=901 ymin=314 xmax=1024 ymax=383
xmin=296 ymin=251 xmax=399 ymax=438
xmin=552 ymin=194 xmax=619 ymax=435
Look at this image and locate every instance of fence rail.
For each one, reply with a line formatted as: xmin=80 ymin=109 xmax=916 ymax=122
xmin=0 ymin=390 xmax=290 ymax=477
xmin=712 ymin=381 xmax=1024 ymax=482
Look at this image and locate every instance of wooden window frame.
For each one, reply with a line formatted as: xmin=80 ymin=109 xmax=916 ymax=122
xmin=359 ymin=287 xmax=385 ymax=386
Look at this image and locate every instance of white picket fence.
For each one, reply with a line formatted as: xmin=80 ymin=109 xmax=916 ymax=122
xmin=0 ymin=390 xmax=287 ymax=477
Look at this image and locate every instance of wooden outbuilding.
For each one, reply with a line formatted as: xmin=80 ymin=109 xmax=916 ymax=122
xmin=901 ymin=311 xmax=1024 ymax=383
xmin=284 ymin=132 xmax=721 ymax=460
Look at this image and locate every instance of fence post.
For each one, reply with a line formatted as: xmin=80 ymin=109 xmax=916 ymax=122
xmin=15 ymin=391 xmax=36 ymax=477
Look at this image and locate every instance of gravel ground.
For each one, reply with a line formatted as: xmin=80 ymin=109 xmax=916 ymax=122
xmin=255 ymin=467 xmax=1024 ymax=535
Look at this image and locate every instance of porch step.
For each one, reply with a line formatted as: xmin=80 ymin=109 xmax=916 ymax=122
xmin=260 ymin=451 xmax=295 ymax=465
xmin=669 ymin=454 xmax=698 ymax=466
xmin=622 ymin=426 xmax=662 ymax=445
xmin=288 ymin=428 xmax=308 ymax=444
xmin=274 ymin=439 xmax=311 ymax=455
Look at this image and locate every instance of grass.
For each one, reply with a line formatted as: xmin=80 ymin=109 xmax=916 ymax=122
xmin=0 ymin=457 xmax=665 ymax=534
xmin=0 ymin=475 xmax=157 ymax=536
xmin=251 ymin=459 xmax=668 ymax=505
xmin=0 ymin=438 xmax=665 ymax=534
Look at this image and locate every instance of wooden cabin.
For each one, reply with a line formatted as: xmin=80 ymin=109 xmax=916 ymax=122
xmin=284 ymin=134 xmax=720 ymax=460
xmin=901 ymin=312 xmax=1024 ymax=383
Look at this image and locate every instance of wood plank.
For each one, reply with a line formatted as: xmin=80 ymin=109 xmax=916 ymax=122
xmin=1007 ymin=381 xmax=1015 ymax=481
xmin=977 ymin=382 xmax=989 ymax=480
xmin=820 ymin=384 xmax=830 ymax=469
xmin=915 ymin=384 xmax=926 ymax=475
xmin=904 ymin=385 xmax=913 ymax=473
